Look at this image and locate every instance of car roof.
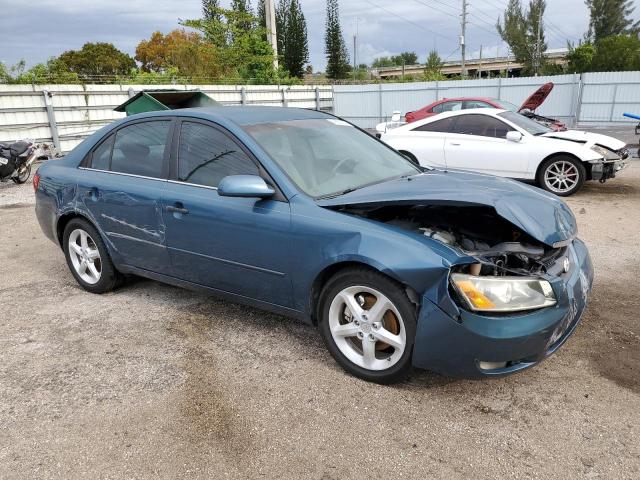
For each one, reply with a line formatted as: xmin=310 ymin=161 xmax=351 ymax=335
xmin=420 ymin=107 xmax=507 ymax=122
xmin=124 ymin=106 xmax=331 ymax=127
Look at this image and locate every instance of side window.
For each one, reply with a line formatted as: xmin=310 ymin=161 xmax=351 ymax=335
xmin=413 ymin=116 xmax=456 ymax=132
xmin=90 ymin=135 xmax=114 ymax=170
xmin=452 ymin=114 xmax=511 ymax=138
xmin=464 ymin=101 xmax=491 ymax=109
xmin=178 ymin=122 xmax=259 ymax=187
xmin=433 ymin=101 xmax=462 ymax=114
xmin=111 ymin=121 xmax=171 ymax=178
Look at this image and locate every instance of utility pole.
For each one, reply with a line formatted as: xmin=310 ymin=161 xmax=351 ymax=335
xmin=460 ymin=0 xmax=468 ymax=78
xmin=478 ymin=45 xmax=483 ymax=79
xmin=265 ymin=0 xmax=278 ymax=69
xmin=353 ymin=17 xmax=358 ymax=81
xmin=534 ymin=4 xmax=542 ymax=76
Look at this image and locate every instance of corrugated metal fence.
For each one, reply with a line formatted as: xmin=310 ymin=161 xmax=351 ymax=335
xmin=333 ymin=71 xmax=640 ymax=129
xmin=0 ymin=84 xmax=333 ymax=153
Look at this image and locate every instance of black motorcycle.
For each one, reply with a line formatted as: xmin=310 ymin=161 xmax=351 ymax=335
xmin=0 ymin=140 xmax=39 ymax=184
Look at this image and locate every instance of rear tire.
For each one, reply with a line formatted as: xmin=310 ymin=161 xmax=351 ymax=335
xmin=537 ymin=156 xmax=586 ymax=197
xmin=12 ymin=165 xmax=31 ymax=184
xmin=318 ymin=267 xmax=416 ymax=384
xmin=63 ymin=218 xmax=122 ymax=294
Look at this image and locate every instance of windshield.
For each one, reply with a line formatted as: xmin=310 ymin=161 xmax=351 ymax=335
xmin=492 ymin=99 xmax=520 ymax=111
xmin=498 ymin=110 xmax=552 ymax=136
xmin=244 ymin=118 xmax=420 ymax=198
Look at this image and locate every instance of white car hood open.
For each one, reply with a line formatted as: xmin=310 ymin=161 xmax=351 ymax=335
xmin=541 ymin=130 xmax=626 ymax=151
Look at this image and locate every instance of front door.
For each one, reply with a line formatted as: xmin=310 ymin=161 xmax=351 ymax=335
xmin=77 ymin=119 xmax=173 ymax=274
xmin=444 ymin=114 xmax=530 ymax=178
xmin=162 ymin=120 xmax=293 ymax=308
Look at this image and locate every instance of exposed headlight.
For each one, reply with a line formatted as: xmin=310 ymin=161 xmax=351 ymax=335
xmin=451 ymin=274 xmax=557 ymax=313
xmin=590 ymin=144 xmax=620 ymax=161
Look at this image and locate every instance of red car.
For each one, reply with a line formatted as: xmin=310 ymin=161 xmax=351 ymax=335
xmin=405 ymin=83 xmax=566 ymax=131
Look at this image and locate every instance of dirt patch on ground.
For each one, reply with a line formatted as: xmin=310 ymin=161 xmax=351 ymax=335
xmin=1 ymin=161 xmax=639 ymax=479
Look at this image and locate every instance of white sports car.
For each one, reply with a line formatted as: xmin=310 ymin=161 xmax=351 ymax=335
xmin=380 ymin=108 xmax=629 ymax=196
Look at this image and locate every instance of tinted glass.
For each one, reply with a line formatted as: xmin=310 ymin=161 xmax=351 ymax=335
xmin=464 ymin=100 xmax=492 ymax=109
xmin=433 ymin=101 xmax=462 ymax=113
xmin=111 ymin=121 xmax=171 ymax=178
xmin=244 ymin=119 xmax=420 ymax=198
xmin=453 ymin=114 xmax=511 ymax=138
xmin=178 ymin=122 xmax=259 ymax=187
xmin=498 ymin=111 xmax=552 ymax=135
xmin=91 ymin=135 xmax=114 ymax=170
xmin=413 ymin=117 xmax=456 ymax=132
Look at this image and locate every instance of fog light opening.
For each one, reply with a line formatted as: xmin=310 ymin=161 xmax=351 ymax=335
xmin=478 ymin=361 xmax=508 ymax=371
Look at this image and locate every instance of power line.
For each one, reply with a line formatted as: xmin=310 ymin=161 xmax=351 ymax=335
xmin=362 ymin=0 xmax=453 ymax=42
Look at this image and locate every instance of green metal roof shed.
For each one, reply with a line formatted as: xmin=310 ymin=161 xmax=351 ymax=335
xmin=114 ymin=90 xmax=222 ymax=116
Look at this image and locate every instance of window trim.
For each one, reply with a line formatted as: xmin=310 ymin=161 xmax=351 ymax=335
xmin=81 ymin=116 xmax=176 ymax=180
xmin=172 ymin=117 xmax=287 ymax=202
xmin=412 ymin=116 xmax=457 ymax=133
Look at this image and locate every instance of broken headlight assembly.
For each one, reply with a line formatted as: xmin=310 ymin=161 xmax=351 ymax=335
xmin=451 ymin=274 xmax=557 ymax=313
xmin=590 ymin=144 xmax=620 ymax=161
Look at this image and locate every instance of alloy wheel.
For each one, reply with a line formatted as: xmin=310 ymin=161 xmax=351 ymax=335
xmin=68 ymin=229 xmax=102 ymax=285
xmin=328 ymin=285 xmax=406 ymax=371
xmin=544 ymin=160 xmax=579 ymax=194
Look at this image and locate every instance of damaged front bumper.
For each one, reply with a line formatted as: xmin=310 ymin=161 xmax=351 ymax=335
xmin=412 ymin=239 xmax=593 ymax=378
xmin=590 ymin=158 xmax=628 ymax=182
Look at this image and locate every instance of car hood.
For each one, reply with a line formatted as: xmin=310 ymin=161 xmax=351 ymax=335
xmin=519 ymin=82 xmax=554 ymax=111
xmin=317 ymin=171 xmax=577 ymax=247
xmin=541 ymin=129 xmax=626 ymax=150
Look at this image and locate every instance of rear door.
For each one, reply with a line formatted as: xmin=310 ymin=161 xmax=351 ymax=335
xmin=77 ymin=118 xmax=174 ymax=274
xmin=396 ymin=116 xmax=457 ymax=168
xmin=444 ymin=114 xmax=530 ymax=177
xmin=162 ymin=119 xmax=293 ymax=308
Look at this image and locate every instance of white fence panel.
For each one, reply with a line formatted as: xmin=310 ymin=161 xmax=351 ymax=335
xmin=334 ymin=72 xmax=640 ymax=129
xmin=0 ymin=84 xmax=332 ymax=153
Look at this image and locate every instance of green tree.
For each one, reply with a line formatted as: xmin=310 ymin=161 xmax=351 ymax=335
xmin=202 ymin=0 xmax=227 ymax=46
xmin=422 ymin=50 xmax=445 ymax=80
xmin=566 ymin=42 xmax=597 ymax=72
xmin=497 ymin=0 xmax=548 ymax=75
xmin=586 ymin=0 xmax=640 ymax=41
xmin=391 ymin=52 xmax=418 ymax=66
xmin=324 ymin=0 xmax=350 ymax=79
xmin=0 ymin=62 xmax=9 ymax=83
xmin=57 ymin=43 xmax=136 ymax=79
xmin=425 ymin=50 xmax=443 ymax=71
xmin=183 ymin=7 xmax=284 ymax=83
xmin=371 ymin=57 xmax=395 ymax=68
xmin=591 ymin=34 xmax=640 ymax=70
xmin=231 ymin=0 xmax=254 ymax=34
xmin=281 ymin=0 xmax=309 ymax=78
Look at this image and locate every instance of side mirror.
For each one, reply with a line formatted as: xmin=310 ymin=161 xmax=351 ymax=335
xmin=218 ymin=175 xmax=275 ymax=199
xmin=506 ymin=131 xmax=524 ymax=142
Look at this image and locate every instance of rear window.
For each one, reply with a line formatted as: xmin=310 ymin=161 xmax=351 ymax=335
xmin=412 ymin=117 xmax=456 ymax=133
xmin=110 ymin=121 xmax=171 ymax=178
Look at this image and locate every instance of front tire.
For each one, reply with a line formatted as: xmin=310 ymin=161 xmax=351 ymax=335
xmin=537 ymin=156 xmax=586 ymax=196
xmin=318 ymin=268 xmax=416 ymax=384
xmin=63 ymin=218 xmax=122 ymax=294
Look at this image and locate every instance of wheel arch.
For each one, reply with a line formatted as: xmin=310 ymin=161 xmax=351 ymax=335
xmin=308 ymin=260 xmax=420 ymax=325
xmin=535 ymin=152 xmax=589 ymax=181
xmin=55 ymin=211 xmax=96 ymax=248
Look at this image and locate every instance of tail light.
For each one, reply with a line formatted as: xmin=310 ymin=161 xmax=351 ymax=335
xmin=33 ymin=172 xmax=40 ymax=192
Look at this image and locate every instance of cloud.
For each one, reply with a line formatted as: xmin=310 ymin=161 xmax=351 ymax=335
xmin=0 ymin=0 xmax=598 ymax=72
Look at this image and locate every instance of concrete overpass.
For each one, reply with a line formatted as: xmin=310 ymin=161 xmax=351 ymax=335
xmin=372 ymin=48 xmax=570 ymax=79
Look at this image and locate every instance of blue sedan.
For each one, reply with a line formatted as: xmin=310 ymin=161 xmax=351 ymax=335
xmin=34 ymin=107 xmax=593 ymax=383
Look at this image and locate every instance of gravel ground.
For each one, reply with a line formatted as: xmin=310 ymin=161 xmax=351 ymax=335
xmin=0 ymin=163 xmax=639 ymax=479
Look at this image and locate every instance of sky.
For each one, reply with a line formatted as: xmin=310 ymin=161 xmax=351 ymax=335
xmin=0 ymin=0 xmax=617 ymax=73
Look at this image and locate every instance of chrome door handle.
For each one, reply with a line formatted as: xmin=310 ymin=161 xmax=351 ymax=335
xmin=450 ymin=142 xmax=461 ymax=146
xmin=167 ymin=205 xmax=189 ymax=215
